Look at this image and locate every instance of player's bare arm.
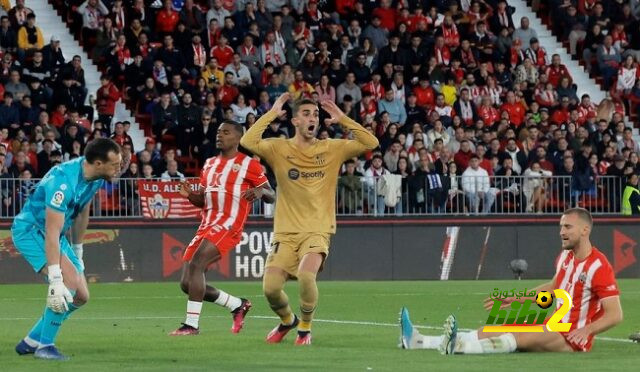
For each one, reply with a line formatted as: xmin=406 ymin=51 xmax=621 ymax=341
xmin=240 ymin=93 xmax=290 ymax=155
xmin=44 ymin=208 xmax=65 ymax=269
xmin=179 ymin=181 xmax=205 ymax=208
xmin=567 ymin=296 xmax=623 ymax=347
xmin=241 ymin=183 xmax=276 ymax=203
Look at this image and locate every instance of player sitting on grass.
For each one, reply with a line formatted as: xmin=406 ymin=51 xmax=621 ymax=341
xmin=240 ymin=93 xmax=379 ymax=345
xmin=170 ymin=120 xmax=275 ymax=336
xmin=13 ymin=139 xmax=122 ymax=360
xmin=400 ymin=208 xmax=623 ymax=354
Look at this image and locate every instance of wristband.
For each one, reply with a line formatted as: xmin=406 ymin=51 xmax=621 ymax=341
xmin=48 ymin=264 xmax=62 ymax=281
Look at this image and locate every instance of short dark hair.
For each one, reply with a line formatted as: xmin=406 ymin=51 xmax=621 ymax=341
xmin=563 ymin=207 xmax=593 ymax=227
xmin=292 ymin=99 xmax=317 ymax=117
xmin=220 ymin=119 xmax=244 ymax=134
xmin=84 ymin=138 xmax=121 ymax=164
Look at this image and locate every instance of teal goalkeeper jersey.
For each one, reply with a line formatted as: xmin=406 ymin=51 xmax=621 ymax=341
xmin=12 ymin=157 xmax=104 ymax=234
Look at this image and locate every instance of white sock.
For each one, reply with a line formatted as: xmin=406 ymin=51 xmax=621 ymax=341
xmin=184 ymin=301 xmax=202 ymax=329
xmin=456 ymin=333 xmax=517 ymax=354
xmin=214 ymin=290 xmax=242 ymax=311
xmin=416 ymin=331 xmax=475 ymax=350
xmin=416 ymin=334 xmax=444 ymax=349
xmin=23 ymin=336 xmax=40 ymax=348
xmin=459 ymin=331 xmax=479 ymax=343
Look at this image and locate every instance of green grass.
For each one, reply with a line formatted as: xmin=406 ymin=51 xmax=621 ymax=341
xmin=1 ymin=280 xmax=639 ymax=371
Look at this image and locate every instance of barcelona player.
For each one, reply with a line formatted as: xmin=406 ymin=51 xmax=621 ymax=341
xmin=13 ymin=138 xmax=122 ymax=360
xmin=241 ymin=93 xmax=379 ymax=345
xmin=170 ymin=120 xmax=275 ymax=336
xmin=400 ymin=208 xmax=623 ymax=354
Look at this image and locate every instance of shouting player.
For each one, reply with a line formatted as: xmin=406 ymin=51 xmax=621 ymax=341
xmin=240 ymin=93 xmax=379 ymax=345
xmin=400 ymin=208 xmax=623 ymax=354
xmin=170 ymin=120 xmax=275 ymax=336
xmin=13 ymin=138 xmax=122 ymax=360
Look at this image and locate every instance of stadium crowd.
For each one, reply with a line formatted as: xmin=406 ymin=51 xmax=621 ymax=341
xmin=0 ymin=0 xmax=640 ymax=216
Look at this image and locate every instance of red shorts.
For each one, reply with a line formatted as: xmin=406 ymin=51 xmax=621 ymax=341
xmin=538 ymin=319 xmax=591 ymax=352
xmin=182 ymin=225 xmax=241 ymax=262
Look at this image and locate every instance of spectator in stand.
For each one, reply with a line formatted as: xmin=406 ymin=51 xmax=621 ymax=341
xmin=155 ymin=0 xmax=180 ymax=36
xmin=0 ymin=92 xmax=19 ymax=133
xmin=378 ymin=89 xmax=406 ymax=126
xmin=77 ymin=0 xmax=109 ymax=47
xmin=8 ymin=150 xmax=34 ymax=178
xmin=4 ymin=70 xmax=29 ymax=101
xmin=160 ymin=159 xmax=185 ymax=181
xmin=597 ymin=35 xmax=622 ymax=90
xmin=523 ymin=161 xmax=552 ymax=213
xmin=512 ymin=17 xmax=537 ymax=51
xmin=110 ymin=121 xmax=133 ymax=150
xmin=462 ymin=155 xmax=496 ymax=214
xmin=0 ymin=15 xmax=17 ymax=56
xmin=96 ymin=75 xmax=120 ymax=134
xmin=7 ymin=0 xmax=32 ymax=30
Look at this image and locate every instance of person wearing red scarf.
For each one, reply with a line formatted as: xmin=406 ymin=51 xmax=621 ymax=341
xmin=362 ymin=73 xmax=385 ymax=102
xmin=433 ymin=36 xmax=451 ymax=66
xmin=441 ymin=15 xmax=460 ymax=49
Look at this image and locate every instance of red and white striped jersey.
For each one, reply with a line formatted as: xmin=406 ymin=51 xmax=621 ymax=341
xmin=553 ymin=247 xmax=619 ymax=351
xmin=198 ymin=153 xmax=268 ymax=232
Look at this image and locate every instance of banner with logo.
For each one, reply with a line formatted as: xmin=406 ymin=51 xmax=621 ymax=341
xmin=1 ymin=221 xmax=638 ymax=283
xmin=138 ymin=180 xmax=201 ymax=219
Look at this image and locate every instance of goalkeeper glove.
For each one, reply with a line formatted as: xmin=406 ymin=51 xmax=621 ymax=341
xmin=46 ymin=264 xmax=74 ymax=313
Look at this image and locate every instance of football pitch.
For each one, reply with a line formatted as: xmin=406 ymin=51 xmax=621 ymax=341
xmin=1 ymin=280 xmax=639 ymax=371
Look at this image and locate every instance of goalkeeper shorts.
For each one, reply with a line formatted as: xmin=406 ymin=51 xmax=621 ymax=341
xmin=11 ymin=224 xmax=83 ymax=274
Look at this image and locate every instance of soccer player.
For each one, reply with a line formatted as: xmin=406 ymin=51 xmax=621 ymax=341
xmin=170 ymin=120 xmax=275 ymax=336
xmin=399 ymin=208 xmax=623 ymax=354
xmin=12 ymin=138 xmax=122 ymax=360
xmin=240 ymin=93 xmax=379 ymax=345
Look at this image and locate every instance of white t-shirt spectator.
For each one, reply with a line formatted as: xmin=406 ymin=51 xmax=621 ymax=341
xmin=461 ymin=166 xmax=490 ymax=193
xmin=161 ymin=170 xmax=186 ymax=182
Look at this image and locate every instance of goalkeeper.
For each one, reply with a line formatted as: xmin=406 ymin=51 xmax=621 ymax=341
xmin=11 ymin=139 xmax=123 ymax=361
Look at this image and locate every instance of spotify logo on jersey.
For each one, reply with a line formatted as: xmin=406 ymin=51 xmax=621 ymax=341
xmin=288 ymin=168 xmax=300 ymax=180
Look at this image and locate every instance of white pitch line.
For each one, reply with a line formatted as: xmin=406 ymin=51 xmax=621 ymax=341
xmin=0 ymin=314 xmax=633 ymax=344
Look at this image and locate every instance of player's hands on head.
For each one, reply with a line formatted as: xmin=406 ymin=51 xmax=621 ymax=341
xmin=241 ymin=187 xmax=264 ymax=202
xmin=272 ymin=93 xmax=290 ymax=116
xmin=178 ymin=181 xmax=191 ymax=198
xmin=320 ymin=100 xmax=345 ymax=124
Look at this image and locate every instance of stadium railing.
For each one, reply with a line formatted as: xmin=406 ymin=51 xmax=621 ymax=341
xmin=0 ymin=175 xmax=624 ymax=218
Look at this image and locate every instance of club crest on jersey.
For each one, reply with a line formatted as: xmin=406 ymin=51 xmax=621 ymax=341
xmin=51 ymin=191 xmax=65 ymax=207
xmin=150 ymin=193 xmax=170 ymax=219
xmin=232 ymin=164 xmax=242 ymax=172
xmin=578 ymin=272 xmax=588 ymax=284
xmin=315 ymin=154 xmax=326 ymax=165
